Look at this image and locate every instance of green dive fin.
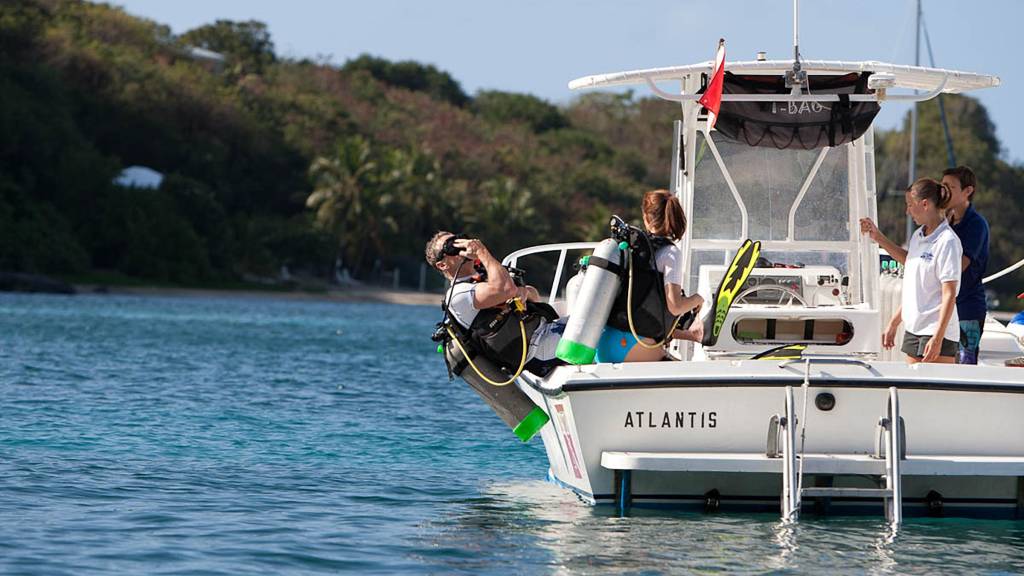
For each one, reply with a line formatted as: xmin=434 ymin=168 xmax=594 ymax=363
xmin=751 ymin=343 xmax=807 ymax=360
xmin=701 ymin=239 xmax=761 ymax=347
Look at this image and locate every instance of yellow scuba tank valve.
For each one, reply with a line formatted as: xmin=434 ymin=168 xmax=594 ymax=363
xmin=508 ymin=296 xmax=526 ymax=314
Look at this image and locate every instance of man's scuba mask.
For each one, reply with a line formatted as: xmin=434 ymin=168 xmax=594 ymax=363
xmin=434 ymin=233 xmax=483 ymax=277
xmin=435 ymin=233 xmax=525 ymax=286
xmin=434 ymin=233 xmax=467 ymax=264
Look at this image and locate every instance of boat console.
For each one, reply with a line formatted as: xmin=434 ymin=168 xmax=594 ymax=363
xmin=697 ymin=264 xmax=847 ymax=307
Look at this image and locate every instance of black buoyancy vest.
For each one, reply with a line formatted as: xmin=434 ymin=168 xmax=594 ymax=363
xmin=606 ymin=232 xmax=684 ymax=341
xmin=446 ymin=283 xmax=559 ymax=373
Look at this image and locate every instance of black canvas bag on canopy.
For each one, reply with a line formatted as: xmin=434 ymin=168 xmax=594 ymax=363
xmin=707 ymin=72 xmax=880 ymax=150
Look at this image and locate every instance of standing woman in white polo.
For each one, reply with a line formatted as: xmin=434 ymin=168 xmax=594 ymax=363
xmin=882 ymin=178 xmax=963 ymax=364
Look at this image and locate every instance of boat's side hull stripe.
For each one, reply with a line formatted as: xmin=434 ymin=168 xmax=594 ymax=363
xmin=562 ymin=378 xmax=1024 ymax=394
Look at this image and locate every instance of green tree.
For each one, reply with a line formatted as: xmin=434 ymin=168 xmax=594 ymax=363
xmin=179 ymin=19 xmax=276 ymax=75
xmin=306 ymin=136 xmax=380 ymax=274
xmin=373 ymin=146 xmax=456 ymax=256
xmin=307 ymin=136 xmax=462 ymax=277
xmin=342 ymin=54 xmax=469 ymax=107
xmin=0 ymin=0 xmax=46 ymax=57
xmin=91 ymin=186 xmax=210 ymax=282
xmin=472 ymin=90 xmax=567 ymax=133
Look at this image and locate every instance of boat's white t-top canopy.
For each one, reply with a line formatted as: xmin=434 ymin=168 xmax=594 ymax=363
xmin=570 ymin=59 xmax=1000 ymax=101
xmin=557 ymin=58 xmax=1000 ymax=359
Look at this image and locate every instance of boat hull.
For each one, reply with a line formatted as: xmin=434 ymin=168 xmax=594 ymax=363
xmin=523 ymin=360 xmax=1024 ymax=518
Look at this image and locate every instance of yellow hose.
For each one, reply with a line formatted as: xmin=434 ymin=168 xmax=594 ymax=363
xmin=625 ymin=248 xmax=683 ymax=350
xmin=445 ymin=314 xmax=528 ymax=387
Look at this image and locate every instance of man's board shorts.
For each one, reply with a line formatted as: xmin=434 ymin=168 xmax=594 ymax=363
xmin=520 ymin=318 xmax=568 ymax=377
xmin=595 ymin=326 xmax=642 ymax=363
xmin=957 ymin=319 xmax=984 ymax=365
xmin=901 ymin=331 xmax=958 ymax=359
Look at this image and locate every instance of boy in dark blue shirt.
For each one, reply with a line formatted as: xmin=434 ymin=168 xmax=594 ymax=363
xmin=941 ymin=166 xmax=990 ymax=364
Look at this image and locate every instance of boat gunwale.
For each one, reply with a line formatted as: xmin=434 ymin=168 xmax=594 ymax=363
xmin=539 ymin=373 xmax=1024 ymax=396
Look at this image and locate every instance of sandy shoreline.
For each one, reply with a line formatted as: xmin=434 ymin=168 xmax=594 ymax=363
xmin=33 ymin=284 xmax=1024 ymax=319
xmin=73 ymin=284 xmax=443 ymax=307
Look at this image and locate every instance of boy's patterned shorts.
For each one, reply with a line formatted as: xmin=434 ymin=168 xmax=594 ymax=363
xmin=957 ymin=319 xmax=984 ymax=365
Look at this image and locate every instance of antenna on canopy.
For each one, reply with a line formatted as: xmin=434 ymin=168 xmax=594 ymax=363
xmin=793 ymin=0 xmax=799 ymax=61
xmin=785 ymin=0 xmax=807 ymax=95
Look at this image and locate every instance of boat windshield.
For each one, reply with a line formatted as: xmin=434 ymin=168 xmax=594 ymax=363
xmin=687 ymin=129 xmax=873 ymax=305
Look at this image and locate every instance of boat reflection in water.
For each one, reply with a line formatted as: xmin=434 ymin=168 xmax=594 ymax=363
xmin=417 ymin=480 xmax=1024 ymax=573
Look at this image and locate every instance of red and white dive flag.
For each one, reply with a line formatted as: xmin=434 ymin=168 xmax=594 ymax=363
xmin=698 ymin=38 xmax=726 ymax=129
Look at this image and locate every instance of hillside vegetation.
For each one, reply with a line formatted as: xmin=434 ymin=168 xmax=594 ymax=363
xmin=2 ymin=1 xmax=1021 ymax=298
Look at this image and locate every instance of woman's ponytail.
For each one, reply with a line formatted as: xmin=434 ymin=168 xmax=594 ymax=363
xmin=909 ymin=178 xmax=951 ymax=211
xmin=938 ymin=182 xmax=952 ymax=210
xmin=642 ymin=189 xmax=687 ymax=242
xmin=664 ymin=195 xmax=687 ymax=241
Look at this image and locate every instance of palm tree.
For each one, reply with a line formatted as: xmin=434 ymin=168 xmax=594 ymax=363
xmin=306 ymin=135 xmax=377 ymax=279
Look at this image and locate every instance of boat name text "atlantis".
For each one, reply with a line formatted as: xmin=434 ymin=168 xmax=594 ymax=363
xmin=624 ymin=411 xmax=717 ymax=429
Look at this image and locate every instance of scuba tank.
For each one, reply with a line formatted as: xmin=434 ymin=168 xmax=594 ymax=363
xmin=879 ymin=259 xmax=906 ymax=361
xmin=878 ymin=260 xmax=893 ymax=360
xmin=892 ymin=262 xmax=905 ymax=355
xmin=556 ymin=237 xmax=624 ymax=364
xmin=440 ymin=325 xmax=549 ymax=442
xmin=565 ymin=270 xmax=584 ymax=312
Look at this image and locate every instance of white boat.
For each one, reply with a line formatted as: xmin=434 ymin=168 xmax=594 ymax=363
xmin=499 ymin=44 xmax=1024 ymax=523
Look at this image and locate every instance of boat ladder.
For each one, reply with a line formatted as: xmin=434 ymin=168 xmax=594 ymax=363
xmin=776 ymin=358 xmax=903 ymax=525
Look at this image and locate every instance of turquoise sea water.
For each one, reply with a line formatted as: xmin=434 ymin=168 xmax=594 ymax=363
xmin=2 ymin=292 xmax=1023 ymax=575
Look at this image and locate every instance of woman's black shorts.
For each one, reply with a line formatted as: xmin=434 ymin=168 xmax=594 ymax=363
xmin=901 ymin=331 xmax=958 ymax=359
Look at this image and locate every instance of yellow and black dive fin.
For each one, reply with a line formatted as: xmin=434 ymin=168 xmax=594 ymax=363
xmin=701 ymin=239 xmax=761 ymax=347
xmin=751 ymin=343 xmax=807 ymax=360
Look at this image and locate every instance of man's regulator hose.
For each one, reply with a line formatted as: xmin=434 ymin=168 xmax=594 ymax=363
xmin=445 ymin=313 xmax=528 ymax=387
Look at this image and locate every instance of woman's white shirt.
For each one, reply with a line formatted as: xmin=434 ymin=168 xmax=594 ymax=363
xmin=901 ymin=220 xmax=962 ymax=341
xmin=655 ymin=243 xmax=684 ymax=286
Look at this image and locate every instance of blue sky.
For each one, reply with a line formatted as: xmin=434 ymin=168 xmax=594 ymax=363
xmin=110 ymin=0 xmax=1023 ymax=163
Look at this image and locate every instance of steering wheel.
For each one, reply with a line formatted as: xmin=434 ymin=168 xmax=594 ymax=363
xmin=735 ymin=284 xmax=809 ymax=307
